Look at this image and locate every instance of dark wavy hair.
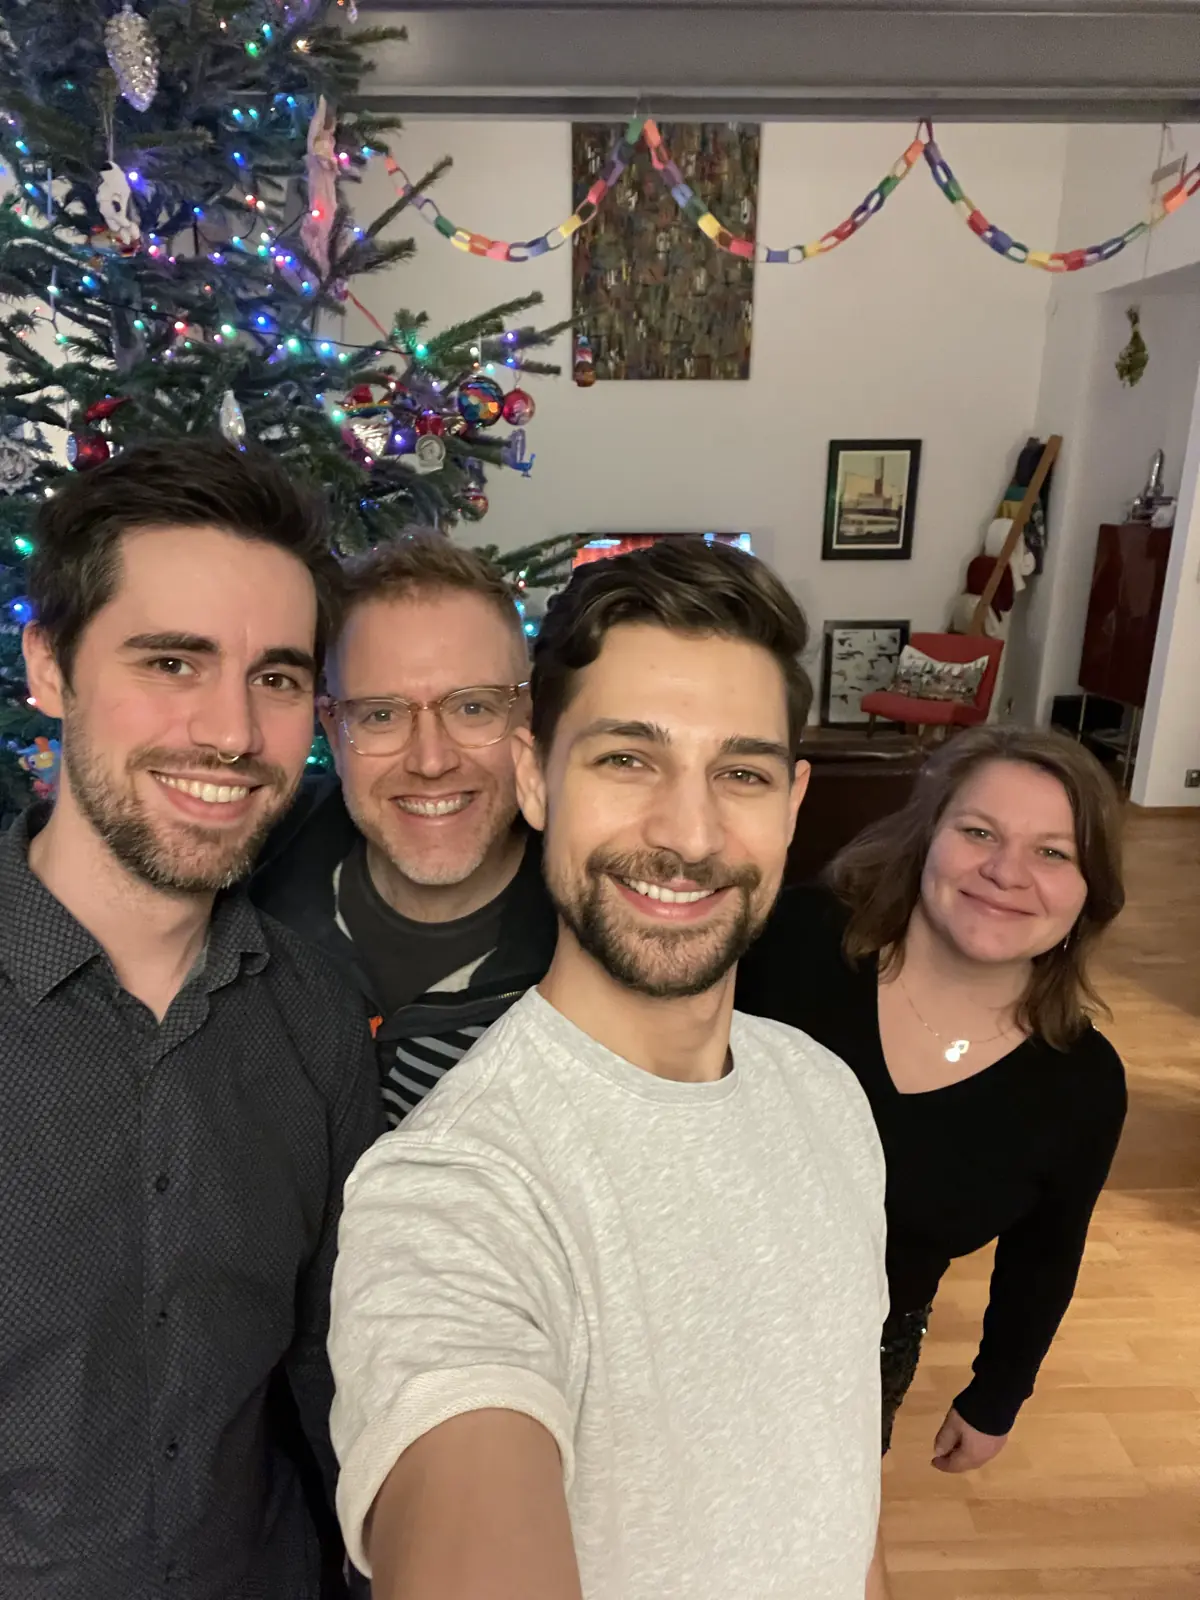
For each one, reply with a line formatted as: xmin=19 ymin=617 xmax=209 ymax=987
xmin=530 ymin=537 xmax=812 ymax=754
xmin=31 ymin=437 xmax=340 ymax=681
xmin=827 ymin=725 xmax=1125 ymax=1050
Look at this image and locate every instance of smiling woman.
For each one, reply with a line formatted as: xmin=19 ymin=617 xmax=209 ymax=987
xmin=737 ymin=725 xmax=1129 ymax=1467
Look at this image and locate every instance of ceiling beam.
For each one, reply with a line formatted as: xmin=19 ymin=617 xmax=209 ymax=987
xmin=354 ymin=5 xmax=1200 ymax=120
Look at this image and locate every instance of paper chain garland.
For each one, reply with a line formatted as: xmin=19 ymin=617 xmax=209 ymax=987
xmin=388 ymin=117 xmax=1200 ymax=276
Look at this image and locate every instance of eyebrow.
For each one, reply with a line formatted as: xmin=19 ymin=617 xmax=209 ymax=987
xmin=253 ymin=646 xmax=317 ymax=679
xmin=575 ymin=719 xmax=792 ymax=767
xmin=123 ymin=631 xmax=217 ymax=655
xmin=122 ymin=634 xmax=316 ymax=680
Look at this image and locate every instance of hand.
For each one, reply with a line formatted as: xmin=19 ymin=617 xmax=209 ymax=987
xmin=931 ymin=1406 xmax=1009 ymax=1473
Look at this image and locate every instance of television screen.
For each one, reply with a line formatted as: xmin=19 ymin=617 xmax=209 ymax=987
xmin=572 ymin=532 xmax=753 ymax=568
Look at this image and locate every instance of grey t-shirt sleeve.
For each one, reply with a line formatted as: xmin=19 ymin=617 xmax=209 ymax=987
xmin=329 ymin=1137 xmax=581 ymax=1576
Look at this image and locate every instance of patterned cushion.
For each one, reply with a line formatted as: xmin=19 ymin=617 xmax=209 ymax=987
xmin=890 ymin=644 xmax=989 ymax=704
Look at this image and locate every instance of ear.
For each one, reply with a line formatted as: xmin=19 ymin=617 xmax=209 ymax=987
xmin=22 ymin=624 xmax=65 ymax=719
xmin=512 ymin=725 xmax=546 ymax=833
xmin=785 ymin=759 xmax=811 ymax=847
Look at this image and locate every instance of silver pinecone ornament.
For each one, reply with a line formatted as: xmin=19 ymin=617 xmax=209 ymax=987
xmin=105 ymin=5 xmax=159 ymax=113
xmin=219 ymin=391 xmax=247 ymax=449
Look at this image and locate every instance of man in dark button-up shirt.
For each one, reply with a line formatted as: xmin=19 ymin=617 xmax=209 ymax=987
xmin=1 ymin=440 xmax=383 ymax=1600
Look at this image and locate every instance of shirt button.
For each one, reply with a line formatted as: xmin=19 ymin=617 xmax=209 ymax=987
xmin=155 ymin=1309 xmax=169 ymax=1328
xmin=154 ymin=1172 xmax=170 ymax=1194
xmin=165 ymin=1438 xmax=179 ymax=1461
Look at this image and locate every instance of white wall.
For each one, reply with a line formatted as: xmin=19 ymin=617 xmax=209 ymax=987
xmin=1023 ymin=123 xmax=1200 ymax=805
xmin=346 ymin=120 xmax=1066 ymax=692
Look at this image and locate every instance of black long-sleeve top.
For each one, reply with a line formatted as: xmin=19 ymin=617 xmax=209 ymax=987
xmin=736 ymin=885 xmax=1127 ymax=1437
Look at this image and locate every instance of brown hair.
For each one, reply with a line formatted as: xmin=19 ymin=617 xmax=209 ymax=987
xmin=31 ymin=437 xmax=340 ymax=678
xmin=333 ymin=533 xmax=526 ymax=656
xmin=827 ymin=725 xmax=1125 ymax=1050
xmin=530 ymin=537 xmax=812 ymax=752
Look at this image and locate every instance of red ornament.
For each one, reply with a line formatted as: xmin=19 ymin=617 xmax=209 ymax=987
xmin=501 ymin=388 xmax=536 ymax=426
xmin=67 ymin=430 xmax=111 ymax=470
xmin=84 ymin=395 xmax=131 ymax=424
xmin=415 ymin=412 xmax=445 ymax=437
xmin=573 ymin=333 xmax=597 ymax=388
xmin=460 ymin=490 xmax=489 ymax=522
xmin=344 ymin=383 xmax=375 ymax=410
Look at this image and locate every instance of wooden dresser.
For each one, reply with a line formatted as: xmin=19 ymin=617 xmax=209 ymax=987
xmin=1078 ymin=522 xmax=1172 ymax=707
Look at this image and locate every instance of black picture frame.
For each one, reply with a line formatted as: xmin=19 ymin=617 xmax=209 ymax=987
xmin=822 ymin=439 xmax=922 ymax=561
xmin=819 ymin=619 xmax=911 ymax=728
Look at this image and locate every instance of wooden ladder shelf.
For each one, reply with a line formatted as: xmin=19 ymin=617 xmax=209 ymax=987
xmin=967 ymin=434 xmax=1062 ymax=636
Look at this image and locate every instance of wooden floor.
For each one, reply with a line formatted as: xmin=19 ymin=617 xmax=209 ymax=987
xmin=883 ymin=810 xmax=1200 ymax=1599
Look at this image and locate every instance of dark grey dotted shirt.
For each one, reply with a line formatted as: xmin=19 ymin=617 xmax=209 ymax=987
xmin=0 ymin=808 xmax=384 ymax=1600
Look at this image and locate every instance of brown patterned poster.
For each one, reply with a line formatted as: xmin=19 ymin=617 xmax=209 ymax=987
xmin=571 ymin=123 xmax=759 ymax=381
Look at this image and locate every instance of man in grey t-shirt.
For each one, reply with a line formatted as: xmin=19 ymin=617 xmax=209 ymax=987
xmin=330 ymin=539 xmax=892 ymax=1600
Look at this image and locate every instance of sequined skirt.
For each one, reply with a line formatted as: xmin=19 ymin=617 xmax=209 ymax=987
xmin=880 ymin=1302 xmax=932 ymax=1455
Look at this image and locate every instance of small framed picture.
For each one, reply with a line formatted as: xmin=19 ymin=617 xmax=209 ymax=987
xmin=822 ymin=440 xmax=922 ymax=560
xmin=820 ymin=620 xmax=911 ymax=727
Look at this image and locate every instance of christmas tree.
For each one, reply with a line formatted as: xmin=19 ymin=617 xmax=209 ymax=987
xmin=0 ymin=0 xmax=579 ymax=810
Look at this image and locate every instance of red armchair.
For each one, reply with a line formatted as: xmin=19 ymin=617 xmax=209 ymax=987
xmin=861 ymin=632 xmax=1003 ymax=741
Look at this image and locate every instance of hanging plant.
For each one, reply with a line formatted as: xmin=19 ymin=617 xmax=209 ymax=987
xmin=1116 ymin=306 xmax=1149 ymax=388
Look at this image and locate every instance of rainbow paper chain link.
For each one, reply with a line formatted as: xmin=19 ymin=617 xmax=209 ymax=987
xmin=641 ymin=118 xmax=925 ymax=262
xmin=384 ymin=116 xmax=645 ymax=261
xmin=387 ymin=118 xmax=1200 ymax=275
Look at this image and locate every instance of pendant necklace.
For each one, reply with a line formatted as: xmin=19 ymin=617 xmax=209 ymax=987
xmin=898 ymin=977 xmax=1011 ymax=1065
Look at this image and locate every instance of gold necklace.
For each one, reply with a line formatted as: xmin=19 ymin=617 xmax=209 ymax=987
xmin=898 ymin=977 xmax=1012 ymax=1065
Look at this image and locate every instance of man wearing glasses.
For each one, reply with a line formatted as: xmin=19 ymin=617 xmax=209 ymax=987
xmin=252 ymin=538 xmax=555 ymax=1126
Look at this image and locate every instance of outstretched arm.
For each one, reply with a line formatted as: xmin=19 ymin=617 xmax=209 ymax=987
xmin=367 ymin=1409 xmax=583 ymax=1600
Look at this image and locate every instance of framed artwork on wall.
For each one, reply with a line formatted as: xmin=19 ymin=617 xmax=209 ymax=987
xmin=820 ymin=619 xmax=911 ymax=727
xmin=822 ymin=439 xmax=922 ymax=560
xmin=571 ymin=122 xmax=759 ymax=380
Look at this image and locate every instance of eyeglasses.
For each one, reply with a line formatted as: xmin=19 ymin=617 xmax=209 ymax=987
xmin=324 ymin=683 xmax=530 ymax=757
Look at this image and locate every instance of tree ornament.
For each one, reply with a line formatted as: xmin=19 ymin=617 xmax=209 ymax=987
xmin=413 ymin=434 xmax=446 ymax=474
xmin=67 ymin=430 xmax=111 ymax=470
xmin=460 ymin=490 xmax=489 ymax=522
xmin=502 ymin=428 xmax=536 ymax=477
xmin=91 ymin=164 xmax=141 ymax=256
xmin=414 ymin=411 xmax=445 ymax=437
xmin=442 ymin=413 xmax=468 ymax=438
xmin=301 ymin=95 xmax=338 ymax=277
xmin=105 ymin=4 xmax=159 ymax=113
xmin=573 ymin=333 xmax=597 ymax=387
xmin=85 ymin=396 xmax=131 ymax=424
xmin=457 ymin=376 xmax=504 ymax=428
xmin=348 ymin=416 xmax=390 ymax=459
xmin=219 ymin=390 xmax=246 ymax=448
xmin=501 ymin=388 xmax=536 ymax=426
xmin=17 ymin=736 xmax=61 ymax=800
xmin=0 ymin=435 xmax=37 ymax=496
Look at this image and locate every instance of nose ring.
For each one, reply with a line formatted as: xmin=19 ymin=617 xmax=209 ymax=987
xmin=217 ymin=751 xmax=241 ymax=765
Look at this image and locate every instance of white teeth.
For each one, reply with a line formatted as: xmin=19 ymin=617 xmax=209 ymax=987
xmin=155 ymin=775 xmax=250 ymax=804
xmin=624 ymin=878 xmax=717 ymax=904
xmin=395 ymin=795 xmax=471 ymax=817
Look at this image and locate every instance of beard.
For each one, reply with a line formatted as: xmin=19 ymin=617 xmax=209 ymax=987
xmin=547 ymin=845 xmax=768 ymax=999
xmin=344 ymin=782 xmax=520 ymax=889
xmin=61 ymin=713 xmax=298 ymax=896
